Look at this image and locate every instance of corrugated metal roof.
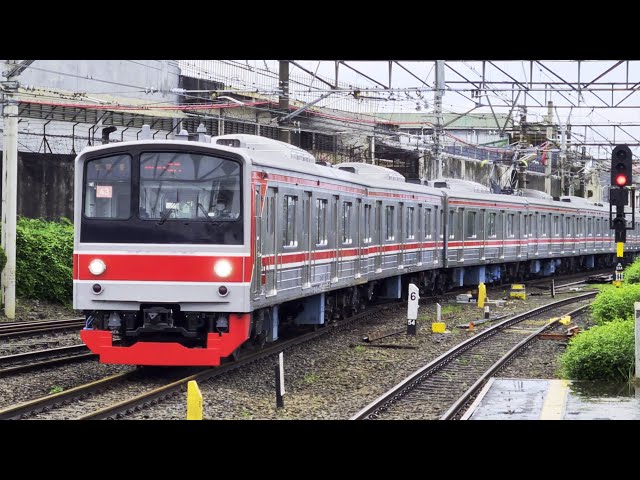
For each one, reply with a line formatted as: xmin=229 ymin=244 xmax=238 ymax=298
xmin=373 ymin=112 xmax=514 ymax=129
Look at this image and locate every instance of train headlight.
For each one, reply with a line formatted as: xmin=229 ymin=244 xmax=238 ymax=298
xmin=214 ymin=259 xmax=233 ymax=278
xmin=88 ymin=259 xmax=107 ymax=276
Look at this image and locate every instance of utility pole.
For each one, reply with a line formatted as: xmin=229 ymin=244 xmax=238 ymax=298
xmin=1 ymin=60 xmax=31 ymax=318
xmin=433 ymin=60 xmax=444 ymax=179
xmin=560 ymin=122 xmax=567 ymax=196
xmin=545 ymin=101 xmax=553 ymax=196
xmin=278 ymin=60 xmax=291 ymax=144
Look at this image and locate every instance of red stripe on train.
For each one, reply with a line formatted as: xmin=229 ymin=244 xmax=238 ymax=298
xmin=74 ymin=254 xmax=247 ymax=282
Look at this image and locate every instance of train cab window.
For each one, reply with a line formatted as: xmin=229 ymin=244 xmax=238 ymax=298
xmin=84 ymin=154 xmax=132 ymax=219
xmin=425 ymin=209 xmax=432 ymax=239
xmin=385 ymin=206 xmax=395 ymax=241
xmin=541 ymin=215 xmax=547 ymax=236
xmin=363 ymin=204 xmax=372 ymax=243
xmin=466 ymin=211 xmax=477 ymax=239
xmin=342 ymin=202 xmax=353 ymax=244
xmin=283 ymin=195 xmax=297 ymax=247
xmin=487 ymin=212 xmax=497 ymax=238
xmin=139 ymin=152 xmax=241 ymax=221
xmin=506 ymin=213 xmax=515 ymax=237
xmin=316 ymin=199 xmax=327 ymax=246
xmin=406 ymin=207 xmax=415 ymax=240
xmin=553 ymin=216 xmax=560 ymax=236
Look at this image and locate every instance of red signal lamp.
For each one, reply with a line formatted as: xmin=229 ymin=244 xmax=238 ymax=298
xmin=616 ymin=174 xmax=628 ymax=187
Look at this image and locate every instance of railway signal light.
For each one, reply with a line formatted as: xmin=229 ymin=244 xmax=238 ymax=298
xmin=611 ymin=145 xmax=633 ymax=188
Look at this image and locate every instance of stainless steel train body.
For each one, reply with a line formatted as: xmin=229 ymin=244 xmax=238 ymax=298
xmin=73 ymin=133 xmax=638 ymax=366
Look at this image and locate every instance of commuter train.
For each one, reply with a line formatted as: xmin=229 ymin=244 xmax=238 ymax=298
xmin=74 ymin=133 xmax=639 ymax=366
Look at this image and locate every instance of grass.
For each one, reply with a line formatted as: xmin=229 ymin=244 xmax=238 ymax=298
xmin=49 ymin=385 xmax=64 ymax=394
xmin=303 ymin=373 xmax=319 ymax=384
xmin=353 ymin=345 xmax=366 ymax=353
xmin=441 ymin=305 xmax=462 ymax=315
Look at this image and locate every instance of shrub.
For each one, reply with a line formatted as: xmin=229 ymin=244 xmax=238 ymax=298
xmin=0 ymin=244 xmax=6 ymax=274
xmin=590 ymin=283 xmax=640 ymax=325
xmin=559 ymin=319 xmax=635 ymax=382
xmin=623 ymin=257 xmax=640 ymax=284
xmin=16 ymin=217 xmax=73 ymax=303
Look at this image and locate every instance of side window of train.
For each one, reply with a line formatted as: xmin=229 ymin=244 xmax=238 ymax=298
xmin=506 ymin=213 xmax=515 ymax=237
xmin=385 ymin=205 xmax=395 ymax=241
xmin=553 ymin=216 xmax=560 ymax=236
xmin=342 ymin=201 xmax=353 ymax=245
xmin=316 ymin=199 xmax=328 ymax=246
xmin=439 ymin=209 xmax=444 ymax=239
xmin=406 ymin=206 xmax=415 ymax=240
xmin=364 ymin=204 xmax=372 ymax=243
xmin=448 ymin=209 xmax=455 ymax=239
xmin=487 ymin=212 xmax=497 ymax=238
xmin=466 ymin=211 xmax=476 ymax=239
xmin=425 ymin=209 xmax=432 ymax=239
xmin=565 ymin=216 xmax=570 ymax=237
xmin=540 ymin=214 xmax=547 ymax=236
xmin=283 ymin=195 xmax=298 ymax=248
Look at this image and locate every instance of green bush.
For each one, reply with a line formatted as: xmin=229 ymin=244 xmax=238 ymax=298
xmin=559 ymin=319 xmax=635 ymax=382
xmin=0 ymin=244 xmax=6 ymax=274
xmin=590 ymin=283 xmax=640 ymax=325
xmin=16 ymin=217 xmax=73 ymax=303
xmin=623 ymin=257 xmax=640 ymax=284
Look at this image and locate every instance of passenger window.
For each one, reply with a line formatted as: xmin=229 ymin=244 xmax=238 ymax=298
xmin=507 ymin=213 xmax=514 ymax=237
xmin=553 ymin=216 xmax=559 ymax=236
xmin=385 ymin=206 xmax=395 ymax=241
xmin=342 ymin=202 xmax=352 ymax=244
xmin=487 ymin=212 xmax=496 ymax=237
xmin=283 ymin=195 xmax=297 ymax=247
xmin=466 ymin=211 xmax=476 ymax=239
xmin=316 ymin=199 xmax=327 ymax=246
xmin=541 ymin=215 xmax=547 ymax=236
xmin=364 ymin=204 xmax=372 ymax=243
xmin=406 ymin=207 xmax=415 ymax=240
xmin=448 ymin=210 xmax=455 ymax=239
xmin=425 ymin=209 xmax=432 ymax=239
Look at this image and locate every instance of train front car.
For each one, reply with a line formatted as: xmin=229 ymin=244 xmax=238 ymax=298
xmin=74 ymin=140 xmax=252 ymax=366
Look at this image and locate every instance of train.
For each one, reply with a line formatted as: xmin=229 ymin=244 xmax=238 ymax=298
xmin=73 ymin=133 xmax=639 ymax=366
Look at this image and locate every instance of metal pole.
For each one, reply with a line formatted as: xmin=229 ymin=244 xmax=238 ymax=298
xmin=278 ymin=60 xmax=290 ymax=144
xmin=434 ymin=60 xmax=444 ymax=179
xmin=545 ymin=101 xmax=553 ymax=196
xmin=1 ymin=96 xmax=18 ymax=318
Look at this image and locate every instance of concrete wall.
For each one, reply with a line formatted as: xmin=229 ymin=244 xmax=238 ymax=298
xmin=0 ymin=151 xmax=74 ymax=220
xmin=5 ymin=60 xmax=180 ymax=102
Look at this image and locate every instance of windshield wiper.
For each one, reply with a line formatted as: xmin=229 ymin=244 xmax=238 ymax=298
xmin=157 ymin=208 xmax=175 ymax=225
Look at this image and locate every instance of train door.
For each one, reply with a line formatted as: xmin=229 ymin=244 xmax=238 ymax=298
xmin=356 ymin=198 xmax=362 ymax=277
xmin=417 ymin=204 xmax=423 ymax=266
xmin=331 ymin=195 xmax=339 ymax=282
xmin=457 ymin=208 xmax=464 ymax=263
xmin=500 ymin=210 xmax=506 ymax=259
xmin=479 ymin=209 xmax=486 ymax=260
xmin=398 ymin=202 xmax=405 ymax=267
xmin=253 ymin=184 xmax=263 ymax=299
xmin=375 ymin=201 xmax=382 ymax=272
xmin=265 ymin=187 xmax=278 ymax=296
xmin=303 ymin=191 xmax=312 ymax=288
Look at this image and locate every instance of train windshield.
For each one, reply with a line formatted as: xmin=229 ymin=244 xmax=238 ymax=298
xmin=139 ymin=152 xmax=241 ymax=221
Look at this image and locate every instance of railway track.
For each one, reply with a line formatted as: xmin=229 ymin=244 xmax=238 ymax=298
xmin=0 ymin=318 xmax=85 ymax=339
xmin=0 ymin=300 xmax=403 ymax=420
xmin=0 ymin=345 xmax=95 ymax=376
xmin=350 ymin=291 xmax=596 ymax=420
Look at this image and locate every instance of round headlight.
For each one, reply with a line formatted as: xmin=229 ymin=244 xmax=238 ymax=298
xmin=214 ymin=259 xmax=233 ymax=278
xmin=88 ymin=259 xmax=107 ymax=276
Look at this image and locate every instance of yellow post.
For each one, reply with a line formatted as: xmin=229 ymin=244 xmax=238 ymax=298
xmin=477 ymin=282 xmax=486 ymax=309
xmin=187 ymin=380 xmax=203 ymax=420
xmin=617 ymin=242 xmax=624 ymax=258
